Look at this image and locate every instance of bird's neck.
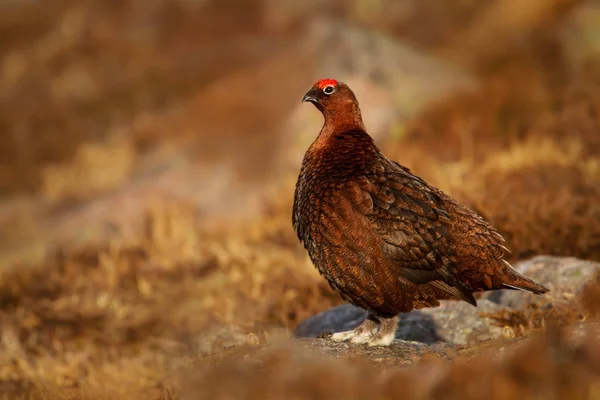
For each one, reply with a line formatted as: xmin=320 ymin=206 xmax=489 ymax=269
xmin=314 ymin=103 xmax=367 ymax=147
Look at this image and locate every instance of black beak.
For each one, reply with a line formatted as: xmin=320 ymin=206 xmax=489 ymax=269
xmin=302 ymin=90 xmax=318 ymax=104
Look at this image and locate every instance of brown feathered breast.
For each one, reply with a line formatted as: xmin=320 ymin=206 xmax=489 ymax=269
xmin=293 ymin=127 xmax=546 ymax=318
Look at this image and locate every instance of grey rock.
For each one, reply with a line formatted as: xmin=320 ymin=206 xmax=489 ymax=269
xmin=295 ymin=303 xmax=443 ymax=344
xmin=420 ymin=300 xmax=505 ymax=346
xmin=294 ymin=303 xmax=367 ymax=339
xmin=306 ymin=18 xmax=477 ymax=119
xmin=295 ymin=300 xmax=504 ymax=346
xmin=295 ymin=257 xmax=600 ymax=348
xmin=282 ymin=18 xmax=477 ymax=167
xmin=484 ymin=256 xmax=600 ymax=308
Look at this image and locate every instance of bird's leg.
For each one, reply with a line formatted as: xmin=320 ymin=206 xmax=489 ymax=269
xmin=361 ymin=315 xmax=399 ymax=347
xmin=330 ymin=314 xmax=399 ymax=346
xmin=330 ymin=314 xmax=380 ymax=342
xmin=348 ymin=314 xmax=399 ymax=346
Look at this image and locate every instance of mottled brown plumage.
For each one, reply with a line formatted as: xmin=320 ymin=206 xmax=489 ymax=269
xmin=293 ymin=79 xmax=549 ymax=346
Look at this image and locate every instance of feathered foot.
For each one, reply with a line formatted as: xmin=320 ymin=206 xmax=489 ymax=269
xmin=330 ymin=314 xmax=399 ymax=347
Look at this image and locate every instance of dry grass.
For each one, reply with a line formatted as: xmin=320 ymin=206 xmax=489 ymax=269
xmin=383 ymin=67 xmax=600 ymax=262
xmin=0 ymin=200 xmax=341 ymax=397
xmin=40 ymin=134 xmax=136 ymax=202
xmin=3 ymin=126 xmax=600 ymax=398
xmin=177 ymin=327 xmax=600 ymax=400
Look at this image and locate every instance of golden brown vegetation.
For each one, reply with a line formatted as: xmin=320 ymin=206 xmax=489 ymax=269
xmin=2 ymin=0 xmax=600 ymax=399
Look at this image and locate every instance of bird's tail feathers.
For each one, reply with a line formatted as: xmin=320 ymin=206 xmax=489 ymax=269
xmin=500 ymin=260 xmax=549 ymax=295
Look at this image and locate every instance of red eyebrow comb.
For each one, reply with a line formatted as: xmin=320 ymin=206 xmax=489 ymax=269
xmin=314 ymin=78 xmax=338 ymax=89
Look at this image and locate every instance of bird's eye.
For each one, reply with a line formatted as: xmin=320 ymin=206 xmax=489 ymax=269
xmin=323 ymin=85 xmax=335 ymax=95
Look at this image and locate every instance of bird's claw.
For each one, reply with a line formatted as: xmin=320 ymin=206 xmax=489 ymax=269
xmin=330 ymin=330 xmax=360 ymax=342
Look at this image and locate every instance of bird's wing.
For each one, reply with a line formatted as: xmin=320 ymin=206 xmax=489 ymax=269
xmin=342 ymin=162 xmax=478 ymax=306
xmin=388 ymin=162 xmax=511 ymax=287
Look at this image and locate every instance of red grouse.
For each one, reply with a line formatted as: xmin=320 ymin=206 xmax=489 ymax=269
xmin=293 ymin=79 xmax=549 ymax=346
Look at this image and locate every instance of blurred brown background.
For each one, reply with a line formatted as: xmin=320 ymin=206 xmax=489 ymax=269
xmin=1 ymin=0 xmax=600 ymax=398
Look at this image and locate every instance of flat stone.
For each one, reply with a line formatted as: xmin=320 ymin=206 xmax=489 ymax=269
xmin=295 ymin=299 xmax=504 ymax=347
xmin=485 ymin=255 xmax=600 ymax=308
xmin=295 ymin=257 xmax=600 ymax=350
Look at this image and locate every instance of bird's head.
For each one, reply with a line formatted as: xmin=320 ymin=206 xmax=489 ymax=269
xmin=302 ymin=79 xmax=359 ymax=114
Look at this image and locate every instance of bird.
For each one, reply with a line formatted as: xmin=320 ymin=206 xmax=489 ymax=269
xmin=292 ymin=78 xmax=549 ymax=347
